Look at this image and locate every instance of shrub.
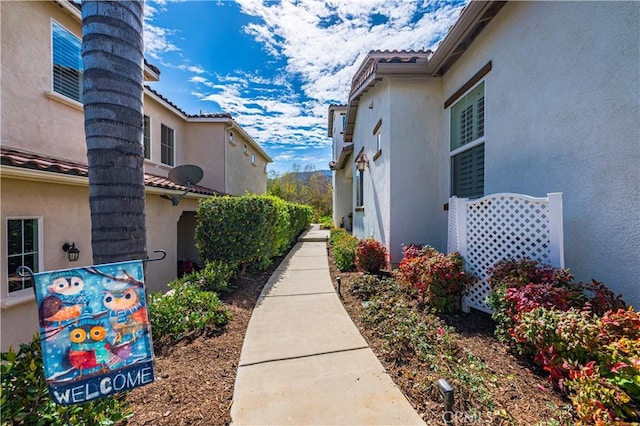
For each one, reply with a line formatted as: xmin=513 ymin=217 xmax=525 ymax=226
xmin=178 ymin=260 xmax=237 ymax=294
xmin=565 ymin=360 xmax=640 ymax=424
xmin=261 ymin=195 xmax=292 ymax=257
xmin=396 ymin=245 xmax=472 ymax=313
xmin=319 ymin=215 xmax=333 ymax=229
xmin=329 ymin=229 xmax=359 ymax=272
xmin=148 ymin=282 xmax=230 ymax=348
xmin=355 ymin=238 xmax=388 ymax=273
xmin=196 ymin=195 xmax=277 ymax=273
xmin=350 ymin=274 xmax=396 ymax=301
xmin=514 ymin=307 xmax=600 ymax=381
xmin=487 ymin=258 xmax=638 ymax=423
xmin=1 ymin=336 xmax=132 ymax=425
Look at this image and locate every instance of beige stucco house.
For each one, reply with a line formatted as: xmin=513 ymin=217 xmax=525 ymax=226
xmin=1 ymin=0 xmax=271 ymax=349
xmin=330 ymin=1 xmax=639 ymax=307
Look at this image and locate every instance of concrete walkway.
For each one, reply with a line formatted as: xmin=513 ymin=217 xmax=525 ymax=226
xmin=231 ymin=225 xmax=425 ymax=425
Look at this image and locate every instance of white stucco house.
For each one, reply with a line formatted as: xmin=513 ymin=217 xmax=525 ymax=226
xmin=329 ymin=1 xmax=639 ymax=307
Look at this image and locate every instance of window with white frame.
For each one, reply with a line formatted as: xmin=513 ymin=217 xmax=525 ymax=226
xmin=373 ymin=119 xmax=382 ymax=156
xmin=251 ymin=153 xmax=256 ymax=165
xmin=450 ymin=82 xmax=485 ymax=198
xmin=356 ymin=169 xmax=364 ymax=207
xmin=229 ymin=131 xmax=235 ymax=144
xmin=52 ymin=20 xmax=82 ymax=103
xmin=6 ymin=218 xmax=41 ymax=293
xmin=161 ymin=124 xmax=175 ymax=166
xmin=143 ymin=115 xmax=151 ymax=159
xmin=243 ymin=144 xmax=248 ymax=155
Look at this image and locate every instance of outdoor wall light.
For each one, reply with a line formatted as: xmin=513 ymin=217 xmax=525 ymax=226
xmin=437 ymin=378 xmax=454 ymax=425
xmin=355 ymin=153 xmax=369 ymax=171
xmin=62 ymin=242 xmax=80 ymax=262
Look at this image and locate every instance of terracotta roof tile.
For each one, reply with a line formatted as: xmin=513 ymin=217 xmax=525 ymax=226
xmin=1 ymin=147 xmax=223 ymax=196
xmin=349 ymin=50 xmax=431 ymax=99
xmin=145 ymin=85 xmax=233 ymax=119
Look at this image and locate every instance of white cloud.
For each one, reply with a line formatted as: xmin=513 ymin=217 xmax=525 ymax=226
xmin=145 ymin=0 xmax=466 ymax=171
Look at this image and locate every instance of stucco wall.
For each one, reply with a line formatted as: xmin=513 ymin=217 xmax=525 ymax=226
xmin=225 ymin=133 xmax=268 ymax=195
xmin=1 ymin=178 xmax=92 ymax=350
xmin=440 ymin=2 xmax=640 ymax=306
xmin=1 ymin=1 xmax=87 ymax=164
xmin=0 ymin=176 xmax=206 ymax=349
xmin=389 ymin=77 xmax=446 ymax=263
xmin=182 ymin=122 xmax=226 ymax=193
xmin=144 ymin=194 xmax=202 ymax=294
xmin=351 ymin=81 xmax=391 ymax=249
xmin=142 ymin=95 xmax=186 ymax=178
xmin=333 ymin=167 xmax=353 ymax=230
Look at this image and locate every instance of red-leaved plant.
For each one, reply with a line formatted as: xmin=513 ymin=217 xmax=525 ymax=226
xmin=355 ymin=238 xmax=388 ymax=273
xmin=396 ymin=244 xmax=472 ymax=313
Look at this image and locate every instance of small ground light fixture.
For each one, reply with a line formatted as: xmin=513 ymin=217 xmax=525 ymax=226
xmin=336 ymin=276 xmax=341 ymax=297
xmin=437 ymin=378 xmax=454 ymax=425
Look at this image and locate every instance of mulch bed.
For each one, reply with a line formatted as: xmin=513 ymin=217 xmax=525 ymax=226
xmin=124 ymin=245 xmax=574 ymax=425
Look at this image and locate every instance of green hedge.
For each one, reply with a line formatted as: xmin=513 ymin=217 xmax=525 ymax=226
xmin=195 ymin=195 xmax=312 ymax=272
xmin=196 ymin=195 xmax=277 ymax=271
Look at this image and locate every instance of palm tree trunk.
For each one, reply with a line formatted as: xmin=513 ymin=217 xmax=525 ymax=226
xmin=82 ymin=0 xmax=147 ymax=264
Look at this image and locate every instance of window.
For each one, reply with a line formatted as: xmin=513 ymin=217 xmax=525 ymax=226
xmin=6 ymin=218 xmax=41 ymax=293
xmin=52 ymin=20 xmax=82 ymax=103
xmin=229 ymin=131 xmax=234 ymax=144
xmin=373 ymin=119 xmax=382 ymax=159
xmin=251 ymin=153 xmax=256 ymax=165
xmin=341 ymin=114 xmax=346 ymax=133
xmin=243 ymin=144 xmax=248 ymax=155
xmin=356 ymin=169 xmax=364 ymax=207
xmin=450 ymin=82 xmax=485 ymax=198
xmin=143 ymin=115 xmax=151 ymax=159
xmin=161 ymin=124 xmax=175 ymax=166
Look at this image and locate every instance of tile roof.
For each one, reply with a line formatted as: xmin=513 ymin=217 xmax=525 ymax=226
xmin=0 ymin=146 xmax=223 ymax=196
xmin=144 ymin=85 xmax=232 ymax=119
xmin=349 ymin=50 xmax=431 ymax=99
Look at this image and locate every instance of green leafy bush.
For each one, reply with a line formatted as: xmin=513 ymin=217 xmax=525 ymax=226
xmin=319 ymin=215 xmax=333 ymax=229
xmin=196 ymin=195 xmax=277 ymax=273
xmin=178 ymin=260 xmax=237 ymax=294
xmin=196 ymin=195 xmax=311 ymax=274
xmin=355 ymin=238 xmax=388 ymax=273
xmin=396 ymin=244 xmax=472 ymax=313
xmin=329 ymin=229 xmax=358 ymax=272
xmin=350 ymin=274 xmax=396 ymax=301
xmin=1 ymin=336 xmax=132 ymax=425
xmin=148 ymin=282 xmax=230 ymax=348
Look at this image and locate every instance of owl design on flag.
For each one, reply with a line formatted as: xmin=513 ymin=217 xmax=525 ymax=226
xmin=68 ymin=319 xmax=123 ymax=378
xmin=38 ymin=272 xmax=88 ymax=329
xmin=103 ymin=287 xmax=148 ymax=344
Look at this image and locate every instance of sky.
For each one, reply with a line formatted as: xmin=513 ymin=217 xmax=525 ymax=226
xmin=142 ymin=0 xmax=467 ymax=174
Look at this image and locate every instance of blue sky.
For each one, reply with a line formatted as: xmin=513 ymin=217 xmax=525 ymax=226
xmin=143 ymin=0 xmax=467 ymax=174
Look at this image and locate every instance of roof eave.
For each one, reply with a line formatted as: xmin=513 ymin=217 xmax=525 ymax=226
xmin=427 ymin=1 xmax=507 ymax=76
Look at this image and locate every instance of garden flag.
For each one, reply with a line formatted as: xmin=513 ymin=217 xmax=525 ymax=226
xmin=33 ymin=260 xmax=155 ymax=405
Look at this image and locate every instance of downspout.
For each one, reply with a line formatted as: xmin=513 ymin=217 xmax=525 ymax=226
xmin=224 ymin=123 xmax=232 ymax=194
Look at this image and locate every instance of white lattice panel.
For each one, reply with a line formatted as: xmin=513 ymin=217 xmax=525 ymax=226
xmin=447 ymin=199 xmax=458 ymax=253
xmin=449 ymin=193 xmax=564 ymax=314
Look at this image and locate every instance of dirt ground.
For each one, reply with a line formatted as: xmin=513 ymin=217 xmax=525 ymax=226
xmin=124 ymin=246 xmax=574 ymax=425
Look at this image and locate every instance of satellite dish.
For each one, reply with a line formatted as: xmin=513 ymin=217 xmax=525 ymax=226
xmin=168 ymin=164 xmax=204 ymax=187
xmin=161 ymin=164 xmax=204 ymax=206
